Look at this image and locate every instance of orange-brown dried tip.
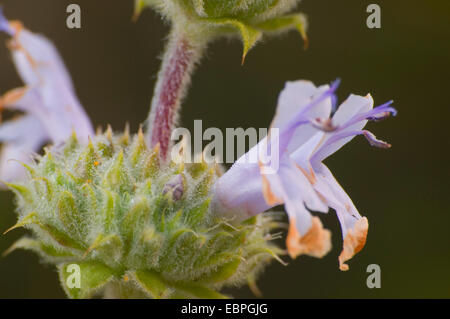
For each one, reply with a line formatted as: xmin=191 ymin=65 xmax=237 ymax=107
xmin=287 ymin=216 xmax=332 ymax=259
xmin=338 ymin=217 xmax=369 ymax=271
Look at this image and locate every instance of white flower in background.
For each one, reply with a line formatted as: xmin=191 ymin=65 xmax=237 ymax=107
xmin=0 ymin=9 xmax=94 ymax=186
xmin=213 ymin=79 xmax=396 ymax=270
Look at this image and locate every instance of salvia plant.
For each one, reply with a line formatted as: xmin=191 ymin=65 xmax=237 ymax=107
xmin=0 ymin=1 xmax=396 ymax=299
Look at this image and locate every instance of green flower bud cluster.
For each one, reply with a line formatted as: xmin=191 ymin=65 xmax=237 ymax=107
xmin=179 ymin=0 xmax=299 ymax=22
xmin=137 ymin=0 xmax=308 ymax=61
xmin=4 ymin=128 xmax=283 ymax=298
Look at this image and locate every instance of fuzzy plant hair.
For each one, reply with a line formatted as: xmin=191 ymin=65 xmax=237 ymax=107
xmin=5 ymin=129 xmax=283 ymax=298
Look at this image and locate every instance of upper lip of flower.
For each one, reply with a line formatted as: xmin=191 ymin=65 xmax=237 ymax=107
xmin=214 ymin=79 xmax=397 ymax=270
xmin=0 ymin=8 xmax=14 ymax=35
xmin=0 ymin=10 xmax=94 ymax=185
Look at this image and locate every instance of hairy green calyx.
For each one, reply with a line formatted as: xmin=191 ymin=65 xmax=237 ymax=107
xmin=137 ymin=0 xmax=308 ymax=62
xmin=4 ymin=128 xmax=282 ymax=298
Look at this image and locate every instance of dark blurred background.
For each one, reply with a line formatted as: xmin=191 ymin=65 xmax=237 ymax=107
xmin=0 ymin=0 xmax=449 ymax=298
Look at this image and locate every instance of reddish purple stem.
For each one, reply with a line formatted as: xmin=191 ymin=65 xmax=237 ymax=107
xmin=149 ymin=36 xmax=196 ymax=160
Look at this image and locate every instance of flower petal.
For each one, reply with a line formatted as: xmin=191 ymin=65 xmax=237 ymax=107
xmin=260 ymin=156 xmax=331 ymax=258
xmin=338 ymin=217 xmax=368 ymax=271
xmin=310 ymin=94 xmax=374 ymax=162
xmin=37 ymin=75 xmax=94 ymax=144
xmin=7 ymin=23 xmax=75 ymax=90
xmin=0 ymin=8 xmax=14 ymax=35
xmin=313 ymin=163 xmax=368 ymax=270
xmin=1 ymin=85 xmax=92 ymax=144
xmin=212 ymin=162 xmax=271 ymax=221
xmin=0 ymin=86 xmax=43 ymax=113
xmin=333 ymin=94 xmax=374 ymax=126
xmin=0 ymin=115 xmax=48 ymax=186
xmin=271 ymin=80 xmax=333 ymax=153
xmin=287 ymin=215 xmax=332 ymax=259
xmin=0 ymin=114 xmax=47 ymax=145
xmin=261 ymin=155 xmax=328 ymax=214
xmin=290 ymin=130 xmax=325 ymax=168
xmin=0 ymin=144 xmax=33 ymax=185
xmin=0 ymin=15 xmax=94 ymax=144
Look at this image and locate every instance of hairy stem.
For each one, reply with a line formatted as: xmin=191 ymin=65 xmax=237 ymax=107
xmin=146 ymin=27 xmax=205 ymax=160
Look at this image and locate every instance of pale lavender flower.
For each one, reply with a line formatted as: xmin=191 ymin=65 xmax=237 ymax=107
xmin=0 ymin=10 xmax=94 ymax=185
xmin=213 ymin=80 xmax=396 ymax=270
xmin=290 ymin=93 xmax=396 ymax=270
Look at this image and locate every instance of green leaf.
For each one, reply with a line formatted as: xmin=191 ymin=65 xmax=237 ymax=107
xmin=203 ymin=258 xmax=241 ymax=283
xmin=130 ymin=127 xmax=147 ymax=167
xmin=185 ymin=199 xmax=210 ymax=226
xmin=3 ymin=212 xmax=38 ymax=234
xmin=104 ymin=150 xmax=128 ymax=190
xmin=194 ymin=168 xmax=214 ymax=198
xmin=241 ymin=216 xmax=257 ymax=226
xmin=151 ymin=196 xmax=169 ymax=232
xmin=5 ymin=183 xmax=33 ymax=204
xmin=171 ymin=282 xmax=228 ymax=299
xmin=83 ymin=233 xmax=123 ymax=259
xmin=75 ymin=140 xmax=98 ymax=180
xmin=97 ymin=142 xmax=114 ymax=159
xmin=2 ymin=237 xmax=74 ymax=261
xmin=2 ymin=237 xmax=40 ymax=257
xmin=133 ymin=0 xmax=147 ymax=21
xmin=131 ymin=270 xmax=171 ymax=298
xmin=9 ymin=213 xmax=86 ymax=251
xmin=102 ymin=189 xmax=116 ymax=232
xmin=57 ymin=191 xmax=84 ymax=238
xmin=63 ymin=131 xmax=79 ymax=157
xmin=39 ymin=223 xmax=86 ymax=251
xmin=201 ymin=0 xmax=241 ymax=17
xmin=119 ymin=124 xmax=131 ymax=146
xmin=253 ymin=247 xmax=287 ymax=266
xmin=121 ymin=196 xmax=150 ymax=241
xmin=59 ymin=261 xmax=115 ymax=299
xmin=255 ymin=13 xmax=309 ymax=48
xmin=43 ymin=151 xmax=57 ymax=175
xmin=20 ymin=162 xmax=37 ymax=178
xmin=159 ymin=228 xmax=205 ymax=268
xmin=34 ymin=177 xmax=53 ymax=201
xmin=200 ymin=0 xmax=279 ymax=20
xmin=167 ymin=210 xmax=183 ymax=232
xmin=81 ymin=184 xmax=98 ymax=215
xmin=143 ymin=144 xmax=160 ymax=179
xmin=187 ymin=161 xmax=209 ymax=179
xmin=206 ymin=18 xmax=262 ymax=64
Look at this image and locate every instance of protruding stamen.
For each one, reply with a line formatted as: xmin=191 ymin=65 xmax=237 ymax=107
xmin=311 ymin=128 xmax=392 ymax=163
xmin=341 ymin=101 xmax=397 ymax=131
xmin=366 ymin=101 xmax=397 ymax=121
xmin=362 ymin=130 xmax=391 ymax=149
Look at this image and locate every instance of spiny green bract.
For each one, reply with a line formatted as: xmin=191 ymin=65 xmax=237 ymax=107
xmin=178 ymin=0 xmax=299 ymax=22
xmin=138 ymin=0 xmax=308 ymax=61
xmin=4 ymin=128 xmax=283 ymax=299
